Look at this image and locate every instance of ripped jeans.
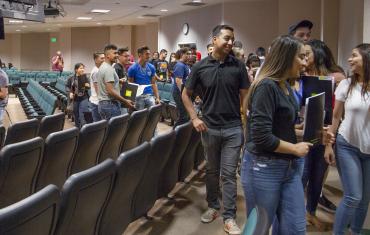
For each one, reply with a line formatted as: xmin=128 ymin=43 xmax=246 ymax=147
xmin=241 ymin=150 xmax=306 ymax=235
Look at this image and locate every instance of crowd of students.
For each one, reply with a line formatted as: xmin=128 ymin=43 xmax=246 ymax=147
xmin=2 ymin=18 xmax=369 ymax=235
xmin=44 ymin=20 xmax=370 ymax=234
xmin=181 ymin=21 xmax=369 ymax=235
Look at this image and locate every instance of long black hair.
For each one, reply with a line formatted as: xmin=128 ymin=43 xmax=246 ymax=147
xmin=307 ymin=39 xmax=344 ymax=75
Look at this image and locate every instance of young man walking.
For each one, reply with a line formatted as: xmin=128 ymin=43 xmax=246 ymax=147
xmin=182 ymin=25 xmax=250 ymax=235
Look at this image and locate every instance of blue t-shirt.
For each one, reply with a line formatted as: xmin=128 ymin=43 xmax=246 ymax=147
xmin=128 ymin=62 xmax=155 ymax=95
xmin=293 ymin=79 xmax=303 ymax=107
xmin=0 ymin=69 xmax=9 ymax=107
xmin=172 ymin=61 xmax=190 ymax=91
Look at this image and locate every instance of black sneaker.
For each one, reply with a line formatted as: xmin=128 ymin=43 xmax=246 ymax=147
xmin=318 ymin=194 xmax=337 ymax=213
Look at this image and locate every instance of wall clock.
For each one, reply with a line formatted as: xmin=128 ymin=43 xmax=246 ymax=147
xmin=182 ymin=23 xmax=189 ymax=35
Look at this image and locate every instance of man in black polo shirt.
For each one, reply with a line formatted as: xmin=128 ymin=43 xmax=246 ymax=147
xmin=182 ymin=25 xmax=250 ymax=235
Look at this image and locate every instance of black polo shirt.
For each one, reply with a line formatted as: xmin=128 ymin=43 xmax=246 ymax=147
xmin=185 ymin=55 xmax=250 ymax=128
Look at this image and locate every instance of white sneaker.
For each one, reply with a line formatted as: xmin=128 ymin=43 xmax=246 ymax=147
xmin=224 ymin=218 xmax=241 ymax=235
xmin=200 ymin=208 xmax=219 ymax=223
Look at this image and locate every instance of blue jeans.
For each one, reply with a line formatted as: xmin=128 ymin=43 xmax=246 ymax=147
xmin=302 ymin=144 xmax=328 ymax=214
xmin=135 ymin=94 xmax=155 ymax=110
xmin=0 ymin=107 xmax=4 ymax=126
xmin=73 ymin=98 xmax=89 ymax=128
xmin=90 ymin=102 xmax=101 ymax=122
xmin=241 ymin=151 xmax=306 ymax=235
xmin=201 ymin=125 xmax=244 ymax=220
xmin=333 ymin=134 xmax=370 ymax=235
xmin=98 ymin=100 xmax=121 ymax=120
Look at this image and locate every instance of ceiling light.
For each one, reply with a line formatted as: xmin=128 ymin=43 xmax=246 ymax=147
xmin=21 ymin=25 xmax=28 ymax=28
xmin=9 ymin=20 xmax=23 ymax=24
xmin=16 ymin=29 xmax=21 ymax=32
xmin=96 ymin=22 xmax=102 ymax=25
xmin=57 ymin=24 xmax=62 ymax=26
xmin=160 ymin=9 xmax=168 ymax=12
xmin=91 ymin=9 xmax=111 ymax=13
xmin=192 ymin=0 xmax=202 ymax=2
xmin=76 ymin=17 xmax=92 ymax=20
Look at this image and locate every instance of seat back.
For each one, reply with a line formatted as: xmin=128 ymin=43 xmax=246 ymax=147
xmin=0 ymin=125 xmax=5 ymax=149
xmin=158 ymin=122 xmax=193 ymax=198
xmin=120 ymin=109 xmax=148 ymax=152
xmin=38 ymin=113 xmax=65 ymax=139
xmin=132 ymin=131 xmax=176 ymax=220
xmin=55 ymin=159 xmax=116 ymax=235
xmin=140 ymin=104 xmax=162 ymax=143
xmin=178 ymin=128 xmax=201 ymax=181
xmin=4 ymin=119 xmax=40 ymax=146
xmin=242 ymin=206 xmax=270 ymax=235
xmin=0 ymin=137 xmax=44 ymax=208
xmin=0 ymin=185 xmax=60 ymax=235
xmin=99 ymin=142 xmax=151 ymax=235
xmin=98 ymin=114 xmax=130 ymax=162
xmin=35 ymin=128 xmax=79 ymax=191
xmin=70 ymin=120 xmax=108 ymax=174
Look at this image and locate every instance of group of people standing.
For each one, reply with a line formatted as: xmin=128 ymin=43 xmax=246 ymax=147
xmin=65 ymin=45 xmax=162 ymax=127
xmin=60 ymin=20 xmax=369 ymax=235
xmin=179 ymin=22 xmax=369 ymax=235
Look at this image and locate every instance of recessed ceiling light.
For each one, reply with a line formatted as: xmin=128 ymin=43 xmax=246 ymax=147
xmin=9 ymin=20 xmax=23 ymax=24
xmin=192 ymin=0 xmax=202 ymax=2
xmin=137 ymin=16 xmax=145 ymax=19
xmin=160 ymin=9 xmax=168 ymax=12
xmin=76 ymin=17 xmax=92 ymax=20
xmin=21 ymin=25 xmax=28 ymax=28
xmin=91 ymin=9 xmax=111 ymax=13
xmin=16 ymin=29 xmax=21 ymax=32
xmin=96 ymin=22 xmax=102 ymax=25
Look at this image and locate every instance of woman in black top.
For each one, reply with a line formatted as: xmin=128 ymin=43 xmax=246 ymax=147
xmin=241 ymin=35 xmax=312 ymax=234
xmin=66 ymin=63 xmax=90 ymax=128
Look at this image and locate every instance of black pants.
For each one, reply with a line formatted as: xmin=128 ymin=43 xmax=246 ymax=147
xmin=172 ymin=87 xmax=189 ymax=127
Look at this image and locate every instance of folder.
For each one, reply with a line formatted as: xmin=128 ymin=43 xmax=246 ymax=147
xmin=303 ymin=92 xmax=325 ymax=145
xmin=301 ymin=75 xmax=334 ymax=125
xmin=121 ymin=82 xmax=152 ymax=101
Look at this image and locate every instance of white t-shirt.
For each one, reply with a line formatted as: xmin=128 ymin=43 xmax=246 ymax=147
xmin=89 ymin=66 xmax=99 ymax=105
xmin=335 ymin=78 xmax=370 ymax=154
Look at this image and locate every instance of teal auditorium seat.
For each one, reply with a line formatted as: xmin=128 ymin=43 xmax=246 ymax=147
xmin=157 ymin=81 xmax=179 ymax=125
xmin=242 ymin=206 xmax=270 ymax=235
xmin=16 ymin=79 xmax=57 ymax=119
xmin=46 ymin=77 xmax=68 ymax=110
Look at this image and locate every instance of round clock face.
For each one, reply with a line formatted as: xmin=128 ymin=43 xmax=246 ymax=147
xmin=182 ymin=23 xmax=189 ymax=35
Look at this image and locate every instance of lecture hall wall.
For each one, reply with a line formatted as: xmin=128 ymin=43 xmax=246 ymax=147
xmin=1 ymin=0 xmax=370 ymax=72
xmin=0 ymin=23 xmax=158 ymax=71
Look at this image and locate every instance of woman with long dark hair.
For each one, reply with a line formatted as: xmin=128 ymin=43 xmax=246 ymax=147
xmin=325 ymin=44 xmax=370 ymax=234
xmin=301 ymin=39 xmax=345 ymax=230
xmin=241 ymin=35 xmax=312 ymax=234
xmin=66 ymin=63 xmax=90 ymax=128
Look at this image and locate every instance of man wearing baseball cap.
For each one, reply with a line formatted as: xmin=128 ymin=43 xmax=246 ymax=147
xmin=288 ymin=19 xmax=313 ymax=42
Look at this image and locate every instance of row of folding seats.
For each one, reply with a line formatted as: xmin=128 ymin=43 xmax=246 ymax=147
xmin=4 ymin=69 xmax=73 ymax=88
xmin=0 ymin=121 xmax=205 ymax=235
xmin=0 ymin=105 xmax=162 ymax=208
xmin=46 ymin=77 xmax=68 ymax=110
xmin=16 ymin=79 xmax=58 ymax=118
xmin=157 ymin=81 xmax=178 ymax=125
xmin=0 ymin=113 xmax=65 ymax=149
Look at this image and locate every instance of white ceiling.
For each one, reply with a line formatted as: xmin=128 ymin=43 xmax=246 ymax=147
xmin=3 ymin=0 xmax=251 ymax=33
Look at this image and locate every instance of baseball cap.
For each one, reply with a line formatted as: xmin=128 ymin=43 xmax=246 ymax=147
xmin=233 ymin=40 xmax=243 ymax=48
xmin=288 ymin=20 xmax=313 ymax=35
